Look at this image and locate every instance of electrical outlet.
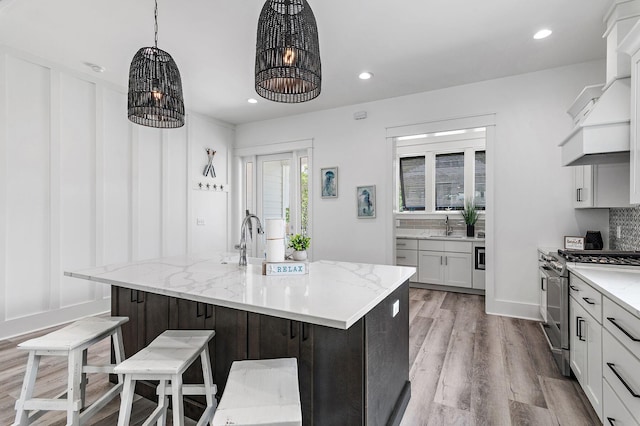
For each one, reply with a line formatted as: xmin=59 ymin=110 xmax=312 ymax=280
xmin=617 ymin=225 xmax=621 ymax=238
xmin=392 ymin=300 xmax=399 ymax=317
xmin=197 ymin=217 xmax=205 ymax=226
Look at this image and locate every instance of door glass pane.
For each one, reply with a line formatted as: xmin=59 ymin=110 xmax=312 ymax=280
xmin=435 ymin=153 xmax=464 ymax=210
xmin=475 ymin=151 xmax=486 ymax=210
xmin=262 ymin=159 xmax=291 ymax=230
xmin=300 ymin=157 xmax=309 ymax=234
xmin=399 ymin=156 xmax=426 ymax=211
xmin=245 ymin=162 xmax=253 ymax=213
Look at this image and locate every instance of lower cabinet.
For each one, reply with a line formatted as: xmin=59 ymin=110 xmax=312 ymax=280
xmin=112 ymin=282 xmax=410 ymax=426
xmin=603 ymin=380 xmax=638 ymax=426
xmin=418 ymin=250 xmax=472 ymax=288
xmin=569 ymin=296 xmax=602 ymax=419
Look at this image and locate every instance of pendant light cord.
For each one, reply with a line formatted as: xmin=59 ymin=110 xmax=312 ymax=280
xmin=154 ymin=0 xmax=158 ymax=48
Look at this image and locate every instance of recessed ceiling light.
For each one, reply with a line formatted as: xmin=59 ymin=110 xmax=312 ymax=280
xmin=248 ymin=98 xmax=258 ymax=104
xmin=84 ymin=62 xmax=105 ymax=73
xmin=359 ymin=72 xmax=373 ymax=80
xmin=533 ymin=29 xmax=552 ymax=40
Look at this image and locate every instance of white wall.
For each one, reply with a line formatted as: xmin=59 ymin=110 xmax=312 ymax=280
xmin=235 ymin=60 xmax=611 ymax=319
xmin=0 ymin=47 xmax=233 ymax=339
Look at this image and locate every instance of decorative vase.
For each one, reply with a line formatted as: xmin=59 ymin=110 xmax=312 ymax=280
xmin=466 ymin=225 xmax=475 ymax=237
xmin=292 ymin=250 xmax=307 ymax=261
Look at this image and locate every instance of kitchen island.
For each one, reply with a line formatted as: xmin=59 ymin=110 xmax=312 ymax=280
xmin=65 ymin=252 xmax=414 ymax=426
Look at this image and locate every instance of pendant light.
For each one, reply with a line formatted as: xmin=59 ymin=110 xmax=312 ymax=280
xmin=255 ymin=0 xmax=321 ymax=103
xmin=127 ymin=0 xmax=185 ymax=128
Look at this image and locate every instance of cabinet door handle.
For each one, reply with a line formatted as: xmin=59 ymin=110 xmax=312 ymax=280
xmin=440 ymin=256 xmax=443 ymax=265
xmin=607 ymin=362 xmax=640 ymax=398
xmin=576 ymin=188 xmax=580 ymax=202
xmin=607 ymin=418 xmax=616 ymax=426
xmin=290 ymin=321 xmax=297 ymax=339
xmin=541 ymin=277 xmax=546 ymax=291
xmin=196 ymin=302 xmax=204 ymax=317
xmin=607 ymin=317 xmax=640 ymax=342
xmin=582 ymin=297 xmax=595 ymax=305
xmin=136 ymin=291 xmax=144 ymax=304
xmin=130 ymin=290 xmax=137 ymax=303
xmin=302 ymin=323 xmax=309 ymax=341
xmin=570 ymin=285 xmax=579 ymax=292
xmin=576 ymin=316 xmax=585 ymax=341
xmin=205 ymin=304 xmax=213 ymax=319
xmin=444 ymin=256 xmax=448 ymax=266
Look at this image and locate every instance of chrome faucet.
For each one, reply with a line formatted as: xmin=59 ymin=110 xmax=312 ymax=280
xmin=238 ymin=211 xmax=263 ymax=266
xmin=445 ymin=215 xmax=452 ymax=236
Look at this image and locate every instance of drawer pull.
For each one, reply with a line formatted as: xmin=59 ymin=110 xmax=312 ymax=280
xmin=397 ymin=243 xmax=407 ymax=246
xmin=570 ymin=285 xmax=580 ymax=292
xmin=607 ymin=362 xmax=640 ymax=398
xmin=582 ymin=297 xmax=595 ymax=305
xmin=396 ymin=256 xmax=407 ymax=259
xmin=607 ymin=418 xmax=616 ymax=426
xmin=607 ymin=317 xmax=640 ymax=342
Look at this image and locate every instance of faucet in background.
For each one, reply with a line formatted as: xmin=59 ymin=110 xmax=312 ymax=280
xmin=238 ymin=210 xmax=263 ymax=266
xmin=445 ymin=215 xmax=452 ymax=236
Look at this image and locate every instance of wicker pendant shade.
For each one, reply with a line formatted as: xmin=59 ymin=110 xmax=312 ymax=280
xmin=127 ymin=0 xmax=185 ymax=128
xmin=255 ymin=0 xmax=321 ymax=103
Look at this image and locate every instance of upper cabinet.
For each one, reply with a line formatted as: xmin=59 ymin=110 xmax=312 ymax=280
xmin=620 ymin=20 xmax=640 ymax=204
xmin=572 ymin=163 xmax=632 ymax=209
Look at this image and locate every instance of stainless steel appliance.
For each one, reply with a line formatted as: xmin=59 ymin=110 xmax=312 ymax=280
xmin=539 ymin=251 xmax=571 ymax=376
xmin=475 ymin=246 xmax=485 ymax=270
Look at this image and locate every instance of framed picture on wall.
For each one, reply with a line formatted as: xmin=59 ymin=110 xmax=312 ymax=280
xmin=357 ymin=185 xmax=376 ymax=218
xmin=321 ymin=167 xmax=338 ymax=198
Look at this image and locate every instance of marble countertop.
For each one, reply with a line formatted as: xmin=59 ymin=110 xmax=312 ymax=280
xmin=396 ymin=231 xmax=485 ymax=243
xmin=568 ymin=264 xmax=640 ymax=317
xmin=65 ymin=252 xmax=415 ymax=330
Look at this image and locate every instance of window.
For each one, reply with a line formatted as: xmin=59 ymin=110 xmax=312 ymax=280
xmin=399 ymin=156 xmax=425 ymax=211
xmin=475 ymin=151 xmax=486 ymax=210
xmin=435 ymin=153 xmax=465 ymax=211
xmin=395 ymin=128 xmax=486 ymax=213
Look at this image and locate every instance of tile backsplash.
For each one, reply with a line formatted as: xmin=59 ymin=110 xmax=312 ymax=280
xmin=609 ymin=206 xmax=640 ymax=251
xmin=397 ymin=217 xmax=485 ymax=236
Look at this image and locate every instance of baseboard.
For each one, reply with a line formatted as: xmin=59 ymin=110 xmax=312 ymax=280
xmin=409 ymin=282 xmax=485 ymax=295
xmin=0 ymin=299 xmax=111 ymax=340
xmin=486 ymin=298 xmax=542 ymax=322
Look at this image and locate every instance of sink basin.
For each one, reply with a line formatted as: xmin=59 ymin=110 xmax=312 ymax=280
xmin=429 ymin=235 xmax=464 ymax=239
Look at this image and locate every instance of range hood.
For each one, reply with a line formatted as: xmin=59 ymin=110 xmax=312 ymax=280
xmin=559 ymin=77 xmax=631 ymax=166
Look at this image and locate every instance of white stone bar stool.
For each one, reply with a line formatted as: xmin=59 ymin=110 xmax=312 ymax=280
xmin=114 ymin=329 xmax=217 ymax=426
xmin=212 ymin=358 xmax=302 ymax=426
xmin=13 ymin=316 xmax=129 ymax=426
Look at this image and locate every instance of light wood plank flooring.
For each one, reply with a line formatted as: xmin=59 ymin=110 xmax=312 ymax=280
xmin=0 ymin=288 xmax=600 ymax=425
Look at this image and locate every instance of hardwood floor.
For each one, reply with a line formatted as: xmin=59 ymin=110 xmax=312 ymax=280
xmin=0 ymin=289 xmax=600 ymax=425
xmin=400 ymin=289 xmax=601 ymax=426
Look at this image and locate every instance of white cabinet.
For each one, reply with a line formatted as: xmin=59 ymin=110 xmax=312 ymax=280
xmin=417 ymin=240 xmax=472 ymax=289
xmin=570 ymin=296 xmax=603 ymax=420
xmin=619 ymin=21 xmax=640 ymax=205
xmin=395 ymin=238 xmax=418 ymax=282
xmin=602 ymin=297 xmax=640 ymax=425
xmin=573 ymin=163 xmax=631 ymax=208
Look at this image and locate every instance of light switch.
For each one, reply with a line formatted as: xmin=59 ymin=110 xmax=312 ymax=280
xmin=197 ymin=217 xmax=205 ymax=226
xmin=392 ymin=300 xmax=399 ymax=317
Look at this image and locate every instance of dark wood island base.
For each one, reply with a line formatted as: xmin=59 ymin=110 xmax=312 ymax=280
xmin=111 ymin=280 xmax=410 ymax=426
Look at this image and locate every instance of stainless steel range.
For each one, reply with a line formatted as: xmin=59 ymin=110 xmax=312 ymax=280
xmin=539 ymin=249 xmax=640 ymax=377
xmin=539 ymin=251 xmax=570 ymax=376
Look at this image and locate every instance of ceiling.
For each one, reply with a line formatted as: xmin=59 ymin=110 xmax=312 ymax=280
xmin=0 ymin=0 xmax=610 ymax=125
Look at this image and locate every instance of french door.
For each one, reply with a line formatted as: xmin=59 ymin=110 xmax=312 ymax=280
xmin=243 ymin=151 xmax=310 ymax=259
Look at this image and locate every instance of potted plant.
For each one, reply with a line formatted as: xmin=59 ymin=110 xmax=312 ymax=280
xmin=461 ymin=199 xmax=479 ymax=237
xmin=288 ymin=234 xmax=311 ymax=261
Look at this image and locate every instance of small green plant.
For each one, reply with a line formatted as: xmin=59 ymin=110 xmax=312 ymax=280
xmin=461 ymin=199 xmax=479 ymax=225
xmin=288 ymin=234 xmax=311 ymax=251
